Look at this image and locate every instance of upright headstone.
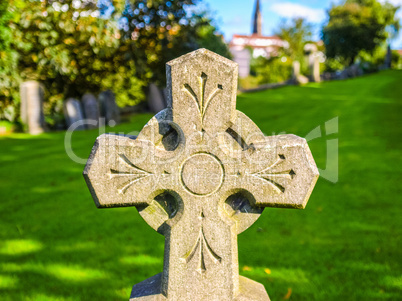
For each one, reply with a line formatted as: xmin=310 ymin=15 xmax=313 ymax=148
xmin=82 ymin=93 xmax=99 ymax=129
xmin=312 ymin=56 xmax=321 ymax=83
xmin=385 ymin=44 xmax=392 ymax=69
xmin=84 ymin=49 xmax=319 ymax=301
xmin=291 ymin=61 xmax=309 ymax=85
xmin=20 ymin=81 xmax=45 ymax=135
xmin=339 ymin=64 xmax=363 ymax=80
xmin=292 ymin=60 xmax=300 ymax=77
xmin=64 ymin=98 xmax=85 ymax=130
xmin=99 ymin=90 xmax=120 ymax=125
xmin=148 ymin=83 xmax=166 ymax=113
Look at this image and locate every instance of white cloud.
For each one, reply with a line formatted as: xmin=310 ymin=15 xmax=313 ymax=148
xmin=380 ymin=0 xmax=402 ymax=5
xmin=270 ymin=2 xmax=325 ymax=23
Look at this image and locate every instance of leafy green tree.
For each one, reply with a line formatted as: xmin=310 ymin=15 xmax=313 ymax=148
xmin=391 ymin=50 xmax=402 ymax=69
xmin=250 ymin=55 xmax=292 ymax=85
xmin=275 ymin=18 xmax=312 ymax=62
xmin=322 ymin=0 xmax=400 ymax=66
xmin=0 ymin=1 xmax=20 ymax=121
xmin=194 ymin=21 xmax=232 ymax=60
xmin=3 ymin=0 xmax=146 ymax=124
xmin=117 ymin=0 xmax=230 ymax=86
xmin=0 ymin=0 xmax=229 ymax=126
xmin=12 ymin=1 xmax=126 ymax=98
xmin=116 ymin=0 xmax=197 ymax=86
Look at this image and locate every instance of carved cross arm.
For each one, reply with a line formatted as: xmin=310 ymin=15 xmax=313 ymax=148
xmin=83 ymin=133 xmax=176 ymax=208
xmin=239 ymin=134 xmax=319 ymax=209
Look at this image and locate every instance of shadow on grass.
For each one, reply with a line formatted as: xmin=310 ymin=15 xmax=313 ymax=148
xmin=0 ymin=232 xmax=164 ymax=300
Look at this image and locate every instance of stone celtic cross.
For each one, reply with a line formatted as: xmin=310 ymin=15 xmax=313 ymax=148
xmin=83 ymin=49 xmax=319 ymax=300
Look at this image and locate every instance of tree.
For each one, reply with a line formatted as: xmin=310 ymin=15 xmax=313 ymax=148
xmin=194 ymin=19 xmax=232 ymax=60
xmin=0 ymin=0 xmax=230 ymax=125
xmin=0 ymin=1 xmax=20 ymax=121
xmin=3 ymin=0 xmax=146 ymax=125
xmin=275 ymin=18 xmax=312 ymax=61
xmin=250 ymin=55 xmax=293 ymax=85
xmin=118 ymin=0 xmax=230 ymax=86
xmin=12 ymin=1 xmax=123 ymax=97
xmin=322 ymin=0 xmax=400 ymax=66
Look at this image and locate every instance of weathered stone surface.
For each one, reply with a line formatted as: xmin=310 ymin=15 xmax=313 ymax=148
xmin=148 ymin=83 xmax=167 ymax=113
xmin=312 ymin=56 xmax=321 ymax=83
xmin=84 ymin=49 xmax=319 ymax=300
xmin=291 ymin=61 xmax=309 ymax=85
xmin=99 ymin=90 xmax=120 ymax=125
xmin=20 ymin=81 xmax=45 ymax=135
xmin=82 ymin=93 xmax=99 ymax=129
xmin=64 ymin=98 xmax=85 ymax=130
xmin=129 ymin=273 xmax=269 ymax=301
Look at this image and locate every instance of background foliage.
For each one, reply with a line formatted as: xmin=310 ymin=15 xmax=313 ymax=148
xmin=0 ymin=0 xmax=230 ymax=126
xmin=0 ymin=1 xmax=20 ymax=122
xmin=1 ymin=0 xmax=401 ymax=125
xmin=276 ymin=18 xmax=312 ymax=63
xmin=249 ymin=54 xmax=293 ymax=86
xmin=322 ymin=0 xmax=400 ymax=66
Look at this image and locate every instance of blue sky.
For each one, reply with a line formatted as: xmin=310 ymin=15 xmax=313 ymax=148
xmin=202 ymin=0 xmax=402 ymax=49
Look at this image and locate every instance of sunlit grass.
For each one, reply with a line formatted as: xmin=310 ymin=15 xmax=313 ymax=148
xmin=119 ymin=255 xmax=162 ymax=266
xmin=382 ymin=276 xmax=402 ymax=289
xmin=0 ymin=274 xmax=18 ymax=289
xmin=25 ymin=294 xmax=75 ymax=301
xmin=47 ymin=264 xmax=107 ymax=282
xmin=2 ymin=262 xmax=106 ymax=282
xmin=0 ymin=239 xmax=43 ymax=255
xmin=0 ymin=72 xmax=401 ymax=300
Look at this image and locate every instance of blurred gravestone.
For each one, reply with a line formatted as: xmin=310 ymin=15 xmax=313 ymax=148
xmin=339 ymin=64 xmax=363 ymax=80
xmin=291 ymin=61 xmax=309 ymax=84
xmin=148 ymin=83 xmax=166 ymax=113
xmin=312 ymin=56 xmax=321 ymax=83
xmin=82 ymin=93 xmax=99 ymax=129
xmin=99 ymin=90 xmax=120 ymax=125
xmin=64 ymin=98 xmax=85 ymax=130
xmin=385 ymin=44 xmax=392 ymax=69
xmin=83 ymin=49 xmax=319 ymax=300
xmin=20 ymin=81 xmax=45 ymax=135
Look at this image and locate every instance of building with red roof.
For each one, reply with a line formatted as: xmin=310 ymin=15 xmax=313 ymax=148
xmin=229 ymin=0 xmax=288 ymax=77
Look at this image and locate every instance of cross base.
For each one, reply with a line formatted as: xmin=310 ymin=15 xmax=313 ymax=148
xmin=129 ymin=273 xmax=270 ymax=301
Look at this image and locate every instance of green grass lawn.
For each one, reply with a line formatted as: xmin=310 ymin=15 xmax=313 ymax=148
xmin=0 ymin=70 xmax=401 ymax=301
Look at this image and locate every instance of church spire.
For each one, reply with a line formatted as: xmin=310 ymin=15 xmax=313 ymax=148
xmin=252 ymin=0 xmax=262 ymax=35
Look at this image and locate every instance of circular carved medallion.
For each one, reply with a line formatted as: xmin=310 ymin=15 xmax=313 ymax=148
xmin=181 ymin=153 xmax=224 ymax=195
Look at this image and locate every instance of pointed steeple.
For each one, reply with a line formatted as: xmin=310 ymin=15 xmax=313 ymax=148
xmin=252 ymin=0 xmax=262 ymax=35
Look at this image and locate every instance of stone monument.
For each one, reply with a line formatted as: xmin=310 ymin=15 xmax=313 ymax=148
xmin=312 ymin=56 xmax=321 ymax=83
xmin=82 ymin=93 xmax=99 ymax=129
xmin=64 ymin=98 xmax=85 ymax=130
xmin=84 ymin=49 xmax=319 ymax=300
xmin=99 ymin=90 xmax=120 ymax=125
xmin=20 ymin=81 xmax=45 ymax=135
xmin=148 ymin=83 xmax=167 ymax=113
xmin=291 ymin=61 xmax=309 ymax=85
